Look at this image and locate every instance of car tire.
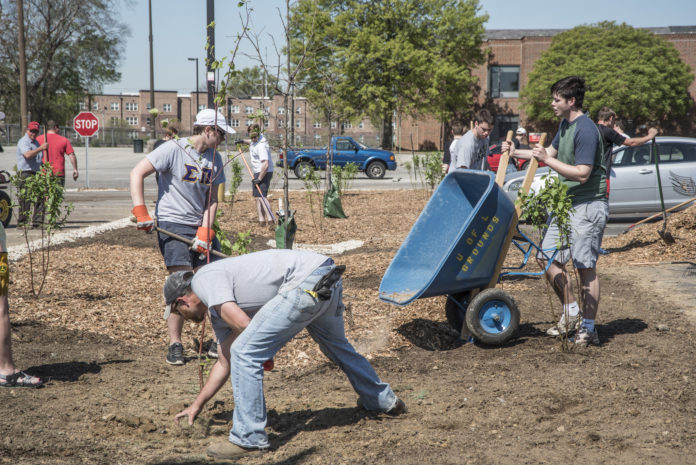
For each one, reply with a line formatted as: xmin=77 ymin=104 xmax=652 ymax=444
xmin=365 ymin=161 xmax=386 ymax=179
xmin=0 ymin=190 xmax=12 ymax=228
xmin=294 ymin=161 xmax=313 ymax=179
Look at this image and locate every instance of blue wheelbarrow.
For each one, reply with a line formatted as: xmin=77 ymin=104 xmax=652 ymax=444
xmin=379 ymin=135 xmax=552 ymax=345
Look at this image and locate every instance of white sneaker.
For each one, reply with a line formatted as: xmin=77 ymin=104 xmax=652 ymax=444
xmin=546 ymin=313 xmax=580 ymax=337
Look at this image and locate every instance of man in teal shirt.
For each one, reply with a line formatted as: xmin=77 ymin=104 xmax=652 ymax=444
xmin=504 ymin=76 xmax=607 ymax=346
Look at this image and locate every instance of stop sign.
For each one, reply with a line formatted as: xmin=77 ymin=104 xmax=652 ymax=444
xmin=73 ymin=112 xmax=100 ymax=137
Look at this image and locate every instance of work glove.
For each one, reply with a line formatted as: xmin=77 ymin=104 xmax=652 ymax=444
xmin=131 ymin=205 xmax=154 ymax=232
xmin=191 ymin=226 xmax=215 ymax=254
xmin=252 ymin=178 xmax=261 ymax=186
xmin=263 ymin=359 xmax=274 ymax=371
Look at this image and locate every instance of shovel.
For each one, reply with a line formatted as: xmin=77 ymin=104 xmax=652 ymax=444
xmin=129 ymin=216 xmax=230 ymax=259
xmin=652 ymin=137 xmax=675 ymax=244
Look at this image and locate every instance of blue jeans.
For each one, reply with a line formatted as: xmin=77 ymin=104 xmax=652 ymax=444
xmin=227 ymin=265 xmax=397 ymax=449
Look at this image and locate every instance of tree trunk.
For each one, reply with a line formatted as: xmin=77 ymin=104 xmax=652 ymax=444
xmin=381 ymin=114 xmax=393 ymax=150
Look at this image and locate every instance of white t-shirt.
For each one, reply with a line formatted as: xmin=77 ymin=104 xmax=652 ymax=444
xmin=249 ymin=134 xmax=273 ymax=174
xmin=146 ymin=138 xmax=225 ymax=225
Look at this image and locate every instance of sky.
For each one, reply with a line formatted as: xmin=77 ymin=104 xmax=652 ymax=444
xmin=102 ymin=0 xmax=696 ymax=95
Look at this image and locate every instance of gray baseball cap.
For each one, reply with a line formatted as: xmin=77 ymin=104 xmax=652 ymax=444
xmin=162 ymin=270 xmax=194 ymax=320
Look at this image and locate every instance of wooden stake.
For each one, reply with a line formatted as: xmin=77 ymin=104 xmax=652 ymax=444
xmin=494 ymin=130 xmax=514 ymax=187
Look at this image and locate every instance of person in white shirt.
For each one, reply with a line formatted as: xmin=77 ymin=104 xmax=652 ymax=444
xmin=246 ymin=124 xmax=274 ymax=225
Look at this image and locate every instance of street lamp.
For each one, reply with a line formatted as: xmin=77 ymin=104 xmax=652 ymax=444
xmin=188 ymin=57 xmax=199 ymax=127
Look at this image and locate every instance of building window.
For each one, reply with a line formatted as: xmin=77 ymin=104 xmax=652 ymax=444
xmin=230 ymin=105 xmax=240 ymax=114
xmin=295 ymin=120 xmax=301 ymax=128
xmin=295 ymin=135 xmax=301 ymax=143
xmin=359 ymin=121 xmax=364 ymax=129
xmin=146 ymin=103 xmax=151 ymax=110
xmin=360 ymin=135 xmax=365 ymax=143
xmin=264 ymin=120 xmax=269 ymax=128
xmin=342 ymin=122 xmax=352 ymax=129
xmin=278 ymin=120 xmax=285 ymax=128
xmin=296 ymin=107 xmax=302 ymax=114
xmin=125 ymin=102 xmax=138 ymax=111
xmin=230 ymin=119 xmax=240 ymax=128
xmin=198 ymin=104 xmax=205 ymax=112
xmin=489 ymin=65 xmax=520 ymax=98
xmin=78 ymin=102 xmax=86 ymax=110
xmin=278 ymin=107 xmax=285 ymax=115
xmin=330 ymin=121 xmax=337 ymax=129
xmin=246 ymin=119 xmax=254 ymax=127
xmin=146 ymin=118 xmax=151 ymax=126
xmin=110 ymin=102 xmax=119 ymax=111
xmin=163 ymin=103 xmax=172 ymax=112
xmin=128 ymin=131 xmax=139 ymax=139
xmin=314 ymin=134 xmax=321 ymax=142
xmin=126 ymin=116 xmax=138 ymax=126
xmin=110 ymin=117 xmax=120 ymax=125
xmin=245 ymin=106 xmax=254 ymax=114
xmin=313 ymin=121 xmax=322 ymax=129
xmin=92 ymin=102 xmax=100 ymax=111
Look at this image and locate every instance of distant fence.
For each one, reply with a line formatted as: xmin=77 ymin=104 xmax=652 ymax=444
xmin=1 ymin=124 xmax=385 ymax=150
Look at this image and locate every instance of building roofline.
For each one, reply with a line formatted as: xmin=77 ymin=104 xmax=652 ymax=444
xmin=485 ymin=25 xmax=696 ymax=40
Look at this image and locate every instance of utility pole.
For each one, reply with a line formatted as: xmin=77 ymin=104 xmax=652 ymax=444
xmin=188 ymin=57 xmax=199 ymax=125
xmin=17 ymin=0 xmax=28 ymax=128
xmin=206 ymin=0 xmax=215 ymax=109
xmin=148 ymin=0 xmax=156 ymax=139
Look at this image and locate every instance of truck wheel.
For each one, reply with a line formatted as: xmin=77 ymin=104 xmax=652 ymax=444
xmin=294 ymin=161 xmax=313 ymax=179
xmin=465 ymin=288 xmax=519 ymax=346
xmin=0 ymin=190 xmax=12 ymax=228
xmin=445 ymin=293 xmax=469 ymax=337
xmin=365 ymin=161 xmax=386 ymax=179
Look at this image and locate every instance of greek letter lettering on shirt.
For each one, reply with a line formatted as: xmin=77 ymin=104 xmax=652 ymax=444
xmin=182 ymin=165 xmax=214 ymax=184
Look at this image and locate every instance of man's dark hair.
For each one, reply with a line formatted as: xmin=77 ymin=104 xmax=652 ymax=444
xmin=46 ymin=120 xmax=58 ymax=129
xmin=474 ymin=109 xmax=494 ymax=126
xmin=550 ymin=76 xmax=586 ymax=109
xmin=451 ymin=121 xmax=464 ymax=136
xmin=597 ymin=107 xmax=616 ymax=122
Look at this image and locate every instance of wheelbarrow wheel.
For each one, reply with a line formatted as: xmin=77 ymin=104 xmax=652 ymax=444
xmin=465 ymin=288 xmax=519 ymax=346
xmin=445 ymin=293 xmax=469 ymax=334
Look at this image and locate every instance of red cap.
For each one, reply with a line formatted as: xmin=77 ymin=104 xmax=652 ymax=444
xmin=28 ymin=121 xmax=40 ymax=131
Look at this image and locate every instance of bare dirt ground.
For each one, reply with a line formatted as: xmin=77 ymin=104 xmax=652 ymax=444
xmin=2 ymin=189 xmax=695 ymax=465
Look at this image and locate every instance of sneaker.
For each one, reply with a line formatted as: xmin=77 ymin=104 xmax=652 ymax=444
xmin=166 ymin=342 xmax=185 ymax=365
xmin=572 ymin=327 xmax=600 ymax=346
xmin=546 ymin=312 xmax=580 ymax=337
xmin=207 ymin=341 xmax=218 ymax=359
xmin=386 ymin=398 xmax=408 ymax=416
xmin=206 ymin=441 xmax=264 ymax=460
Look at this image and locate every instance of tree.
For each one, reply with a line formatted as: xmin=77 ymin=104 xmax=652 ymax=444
xmin=225 ymin=66 xmax=280 ymax=98
xmin=521 ymin=22 xmax=694 ymax=131
xmin=290 ymin=0 xmax=488 ymax=148
xmin=0 ymin=0 xmax=128 ymax=124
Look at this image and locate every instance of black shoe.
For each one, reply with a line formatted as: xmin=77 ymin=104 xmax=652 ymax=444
xmin=207 ymin=341 xmax=218 ymax=359
xmin=386 ymin=398 xmax=407 ymax=416
xmin=166 ymin=342 xmax=185 ymax=365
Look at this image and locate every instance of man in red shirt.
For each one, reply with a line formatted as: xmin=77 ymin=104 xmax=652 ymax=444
xmin=36 ymin=121 xmax=79 ymax=186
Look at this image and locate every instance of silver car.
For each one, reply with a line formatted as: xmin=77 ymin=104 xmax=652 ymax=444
xmin=502 ymin=136 xmax=696 ymax=214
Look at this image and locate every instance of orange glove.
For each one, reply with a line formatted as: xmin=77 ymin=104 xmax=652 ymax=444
xmin=263 ymin=359 xmax=274 ymax=371
xmin=191 ymin=226 xmax=215 ymax=253
xmin=131 ymin=205 xmax=154 ymax=231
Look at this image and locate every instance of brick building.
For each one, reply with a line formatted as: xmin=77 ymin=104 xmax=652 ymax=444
xmin=82 ymin=26 xmax=696 ymax=150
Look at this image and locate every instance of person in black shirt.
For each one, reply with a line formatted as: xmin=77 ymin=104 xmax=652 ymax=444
xmin=596 ymin=107 xmax=657 ymax=191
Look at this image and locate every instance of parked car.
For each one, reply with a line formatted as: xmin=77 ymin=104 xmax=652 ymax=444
xmin=502 ymin=136 xmax=696 ymax=214
xmin=487 ymin=142 xmax=519 ymax=175
xmin=277 ymin=136 xmax=397 ymax=179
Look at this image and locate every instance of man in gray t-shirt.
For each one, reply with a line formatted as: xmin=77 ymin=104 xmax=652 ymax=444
xmin=16 ymin=121 xmax=49 ymax=227
xmin=449 ymin=109 xmax=494 ymax=172
xmin=165 ymin=249 xmax=406 ymax=460
xmin=130 ymin=108 xmax=234 ymax=366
